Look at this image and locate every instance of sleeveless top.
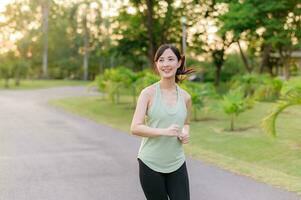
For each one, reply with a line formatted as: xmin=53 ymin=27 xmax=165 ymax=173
xmin=137 ymin=82 xmax=187 ymax=173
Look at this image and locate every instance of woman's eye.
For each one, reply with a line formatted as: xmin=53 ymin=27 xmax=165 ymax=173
xmin=168 ymin=59 xmax=174 ymax=61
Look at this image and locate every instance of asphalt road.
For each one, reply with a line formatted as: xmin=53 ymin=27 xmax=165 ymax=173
xmin=0 ymin=86 xmax=300 ymax=200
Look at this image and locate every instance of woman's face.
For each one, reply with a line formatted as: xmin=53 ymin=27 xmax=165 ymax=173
xmin=155 ymin=48 xmax=181 ymax=80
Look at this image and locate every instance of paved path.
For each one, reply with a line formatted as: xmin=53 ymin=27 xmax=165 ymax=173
xmin=0 ymin=86 xmax=300 ymax=200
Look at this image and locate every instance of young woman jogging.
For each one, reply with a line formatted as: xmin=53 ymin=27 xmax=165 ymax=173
xmin=131 ymin=44 xmax=193 ymax=200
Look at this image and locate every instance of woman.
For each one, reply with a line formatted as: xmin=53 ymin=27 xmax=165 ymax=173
xmin=131 ymin=44 xmax=193 ymax=200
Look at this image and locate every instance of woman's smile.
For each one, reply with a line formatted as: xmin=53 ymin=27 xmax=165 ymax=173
xmin=162 ymin=68 xmax=172 ymax=73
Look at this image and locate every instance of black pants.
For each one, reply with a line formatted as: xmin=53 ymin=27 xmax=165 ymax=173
xmin=138 ymin=159 xmax=190 ymax=200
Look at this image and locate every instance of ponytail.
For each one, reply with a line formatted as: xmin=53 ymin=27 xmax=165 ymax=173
xmin=175 ymin=55 xmax=195 ymax=83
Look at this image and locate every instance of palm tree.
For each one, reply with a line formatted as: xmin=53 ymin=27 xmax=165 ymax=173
xmin=70 ymin=0 xmax=102 ymax=81
xmin=261 ymin=87 xmax=301 ymax=137
xmin=221 ymin=89 xmax=254 ymax=131
xmin=41 ymin=0 xmax=49 ymax=79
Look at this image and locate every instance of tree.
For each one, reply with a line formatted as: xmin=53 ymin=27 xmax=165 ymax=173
xmin=218 ymin=0 xmax=301 ymax=78
xmin=0 ymin=54 xmax=14 ymax=88
xmin=191 ymin=1 xmax=233 ymax=86
xmin=41 ymin=0 xmax=49 ymax=78
xmin=114 ymin=0 xmax=191 ymax=69
xmin=70 ymin=0 xmax=102 ymax=80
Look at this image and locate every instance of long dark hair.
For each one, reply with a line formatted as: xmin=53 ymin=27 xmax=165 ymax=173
xmin=154 ymin=44 xmax=194 ymax=83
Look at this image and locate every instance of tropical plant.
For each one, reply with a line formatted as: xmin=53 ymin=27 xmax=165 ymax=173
xmin=221 ymin=89 xmax=254 ymax=131
xmin=261 ymin=87 xmax=301 ymax=137
xmin=181 ymin=81 xmax=217 ymax=121
xmin=254 ymin=78 xmax=283 ymax=101
xmin=135 ymin=70 xmax=159 ymax=92
xmin=230 ymin=74 xmax=283 ymax=101
xmin=95 ymin=67 xmax=141 ymax=104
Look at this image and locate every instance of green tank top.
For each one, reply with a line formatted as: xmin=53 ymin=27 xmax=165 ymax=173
xmin=137 ymin=82 xmax=187 ymax=173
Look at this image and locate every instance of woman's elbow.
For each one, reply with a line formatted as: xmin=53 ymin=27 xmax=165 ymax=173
xmin=130 ymin=124 xmax=138 ymax=135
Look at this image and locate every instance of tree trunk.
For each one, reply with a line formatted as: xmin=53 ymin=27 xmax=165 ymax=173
xmin=259 ymin=44 xmax=272 ymax=73
xmin=193 ymin=107 xmax=197 ymax=121
xmin=160 ymin=0 xmax=173 ymax=45
xmin=212 ymin=49 xmax=225 ymax=87
xmin=215 ymin=64 xmax=222 ymax=86
xmin=15 ymin=68 xmax=20 ymax=86
xmin=4 ymin=78 xmax=9 ymax=88
xmin=230 ymin=114 xmax=234 ymax=131
xmin=146 ymin=0 xmax=155 ymax=67
xmin=283 ymin=64 xmax=290 ymax=80
xmin=237 ymin=40 xmax=252 ymax=73
xmin=116 ymin=86 xmax=120 ymax=104
xmin=268 ymin=65 xmax=274 ymax=77
xmin=42 ymin=0 xmax=49 ymax=79
xmin=83 ymin=13 xmax=89 ymax=81
xmin=279 ymin=48 xmax=292 ymax=80
xmin=275 ymin=64 xmax=279 ymax=76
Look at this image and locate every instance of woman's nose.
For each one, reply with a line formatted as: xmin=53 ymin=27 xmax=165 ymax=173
xmin=163 ymin=60 xmax=169 ymax=66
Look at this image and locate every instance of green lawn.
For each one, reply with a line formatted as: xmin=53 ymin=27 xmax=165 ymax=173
xmin=0 ymin=79 xmax=91 ymax=90
xmin=50 ymin=95 xmax=301 ymax=194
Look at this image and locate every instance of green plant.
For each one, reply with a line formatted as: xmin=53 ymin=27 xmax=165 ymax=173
xmin=221 ymin=89 xmax=254 ymax=131
xmin=261 ymin=87 xmax=301 ymax=137
xmin=181 ymin=81 xmax=217 ymax=121
xmin=230 ymin=74 xmax=283 ymax=101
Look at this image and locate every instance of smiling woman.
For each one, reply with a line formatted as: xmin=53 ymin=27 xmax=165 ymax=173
xmin=130 ymin=44 xmax=194 ymax=200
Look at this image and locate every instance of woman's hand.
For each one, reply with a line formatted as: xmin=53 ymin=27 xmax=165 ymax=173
xmin=178 ymin=127 xmax=189 ymax=144
xmin=164 ymin=124 xmax=181 ymax=136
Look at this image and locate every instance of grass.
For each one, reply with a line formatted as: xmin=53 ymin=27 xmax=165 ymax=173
xmin=50 ymin=94 xmax=301 ymax=195
xmin=0 ymin=79 xmax=91 ymax=90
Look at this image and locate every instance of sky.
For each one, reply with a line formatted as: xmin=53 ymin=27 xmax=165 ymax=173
xmin=0 ymin=0 xmax=11 ymax=12
xmin=0 ymin=0 xmax=242 ymax=54
xmin=0 ymin=0 xmax=122 ymax=16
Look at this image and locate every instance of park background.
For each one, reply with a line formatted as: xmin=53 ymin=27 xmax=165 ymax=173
xmin=0 ymin=0 xmax=301 ymax=195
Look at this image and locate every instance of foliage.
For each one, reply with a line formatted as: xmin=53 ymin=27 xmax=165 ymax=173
xmin=229 ymin=74 xmax=283 ymax=101
xmin=135 ymin=70 xmax=160 ymax=91
xmin=281 ymin=76 xmax=301 ymax=95
xmin=181 ymin=81 xmax=217 ymax=121
xmin=0 ymin=53 xmax=29 ymax=88
xmin=222 ymin=53 xmax=246 ymax=79
xmin=261 ymin=87 xmax=301 ymax=137
xmin=221 ymin=88 xmax=254 ymax=131
xmin=218 ymin=0 xmax=301 ymax=75
xmin=254 ymin=78 xmax=283 ymax=101
xmin=96 ymin=67 xmax=129 ymax=103
xmin=0 ymin=0 xmax=300 ymax=82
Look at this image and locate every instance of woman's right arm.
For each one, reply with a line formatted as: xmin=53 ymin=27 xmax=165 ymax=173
xmin=130 ymin=89 xmax=180 ymax=137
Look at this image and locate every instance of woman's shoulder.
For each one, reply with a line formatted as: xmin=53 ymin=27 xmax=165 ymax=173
xmin=178 ymin=85 xmax=191 ymax=102
xmin=140 ymin=83 xmax=157 ymax=99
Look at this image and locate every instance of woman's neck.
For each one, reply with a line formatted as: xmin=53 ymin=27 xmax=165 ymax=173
xmin=159 ymin=79 xmax=176 ymax=91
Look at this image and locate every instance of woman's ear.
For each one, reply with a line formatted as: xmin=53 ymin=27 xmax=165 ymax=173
xmin=153 ymin=62 xmax=159 ymax=74
xmin=177 ymin=60 xmax=181 ymax=68
xmin=178 ymin=56 xmax=184 ymax=68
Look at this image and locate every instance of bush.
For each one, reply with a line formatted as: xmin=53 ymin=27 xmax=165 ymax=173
xmin=229 ymin=74 xmax=283 ymax=102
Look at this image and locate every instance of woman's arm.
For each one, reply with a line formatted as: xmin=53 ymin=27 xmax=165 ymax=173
xmin=179 ymin=93 xmax=192 ymax=144
xmin=130 ymin=88 xmax=180 ymax=137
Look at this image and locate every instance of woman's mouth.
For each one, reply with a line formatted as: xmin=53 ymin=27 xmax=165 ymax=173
xmin=162 ymin=69 xmax=172 ymax=73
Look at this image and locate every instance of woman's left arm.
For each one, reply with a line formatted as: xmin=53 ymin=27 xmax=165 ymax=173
xmin=179 ymin=93 xmax=192 ymax=144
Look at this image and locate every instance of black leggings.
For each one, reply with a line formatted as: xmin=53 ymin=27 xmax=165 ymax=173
xmin=138 ymin=159 xmax=190 ymax=200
